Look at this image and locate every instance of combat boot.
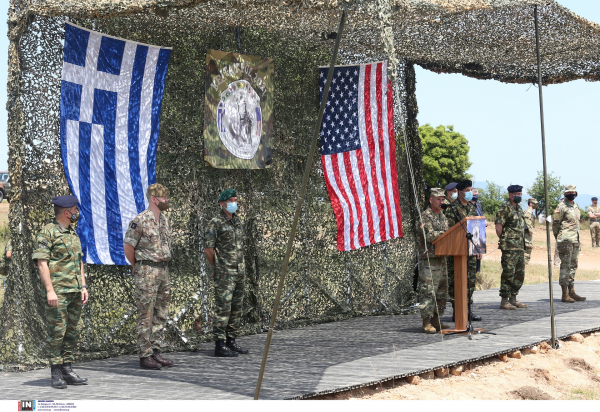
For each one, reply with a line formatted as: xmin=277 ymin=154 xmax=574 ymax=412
xmin=422 ymin=317 xmax=437 ymax=334
xmin=51 ymin=364 xmax=67 ymax=389
xmin=509 ymin=295 xmax=527 ymax=308
xmin=61 ymin=362 xmax=88 ymax=385
xmin=568 ymin=285 xmax=586 ymax=301
xmin=140 ymin=356 xmax=162 ymax=370
xmin=561 ymin=285 xmax=574 ymax=303
xmin=215 ymin=339 xmax=239 ymax=357
xmin=431 ymin=313 xmax=450 ymax=331
xmin=226 ymin=337 xmax=249 ymax=354
xmin=500 ymin=297 xmax=517 ymax=310
xmin=152 ymin=349 xmax=174 ymax=367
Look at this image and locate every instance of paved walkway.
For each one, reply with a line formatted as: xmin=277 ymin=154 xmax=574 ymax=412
xmin=2 ymin=281 xmax=599 ymax=400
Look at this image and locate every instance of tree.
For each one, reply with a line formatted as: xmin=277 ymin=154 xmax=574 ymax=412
xmin=419 ymin=124 xmax=472 ymax=190
xmin=477 ymin=181 xmax=507 ymax=217
xmin=527 ymin=171 xmax=563 ymax=217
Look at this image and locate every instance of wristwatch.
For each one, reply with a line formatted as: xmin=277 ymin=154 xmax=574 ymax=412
xmin=81 ymin=285 xmax=88 ymax=289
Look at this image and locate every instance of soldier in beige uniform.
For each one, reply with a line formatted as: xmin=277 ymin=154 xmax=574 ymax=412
xmin=124 ymin=184 xmax=174 ymax=370
xmin=587 ymin=197 xmax=600 ymax=247
xmin=523 ymin=198 xmax=538 ymax=264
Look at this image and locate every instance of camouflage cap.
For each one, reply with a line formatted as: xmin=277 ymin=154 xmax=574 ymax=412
xmin=218 ymin=188 xmax=237 ymax=202
xmin=564 ymin=184 xmax=577 ymax=193
xmin=430 ymin=188 xmax=445 ymax=198
xmin=528 ymin=198 xmax=538 ymax=205
xmin=147 ymin=183 xmax=169 ymax=198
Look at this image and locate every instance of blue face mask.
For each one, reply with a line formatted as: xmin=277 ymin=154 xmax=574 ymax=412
xmin=226 ymin=202 xmax=238 ymax=214
xmin=451 ymin=192 xmax=458 ymax=200
xmin=464 ymin=191 xmax=473 ymax=202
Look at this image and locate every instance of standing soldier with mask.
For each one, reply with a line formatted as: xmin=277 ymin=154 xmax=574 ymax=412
xmin=586 ymin=197 xmax=600 ymax=247
xmin=418 ymin=188 xmax=450 ymax=334
xmin=204 ymin=189 xmax=249 ymax=357
xmin=32 ymin=196 xmax=88 ymax=389
xmin=495 ymin=185 xmax=527 ymax=309
xmin=124 ymin=183 xmax=174 ymax=370
xmin=444 ymin=182 xmax=458 ymax=206
xmin=553 ymin=185 xmax=585 ymax=302
xmin=523 ymin=198 xmax=538 ymax=264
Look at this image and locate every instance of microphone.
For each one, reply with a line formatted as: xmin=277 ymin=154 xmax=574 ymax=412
xmin=441 ymin=204 xmax=450 ymax=210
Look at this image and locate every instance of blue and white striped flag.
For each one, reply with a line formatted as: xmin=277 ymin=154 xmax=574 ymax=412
xmin=60 ymin=22 xmax=171 ymax=265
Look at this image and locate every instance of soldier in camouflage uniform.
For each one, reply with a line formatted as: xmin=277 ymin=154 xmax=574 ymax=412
xmin=418 ymin=188 xmax=450 ymax=334
xmin=523 ymin=198 xmax=538 ymax=264
xmin=204 ymin=189 xmax=248 ymax=357
xmin=495 ymin=185 xmax=527 ymax=310
xmin=32 ymin=196 xmax=88 ymax=389
xmin=444 ymin=180 xmax=482 ymax=322
xmin=124 ymin=183 xmax=174 ymax=370
xmin=553 ymin=185 xmax=585 ymax=303
xmin=586 ymin=197 xmax=600 ymax=247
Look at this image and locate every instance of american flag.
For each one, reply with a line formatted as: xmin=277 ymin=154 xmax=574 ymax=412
xmin=318 ymin=62 xmax=402 ymax=251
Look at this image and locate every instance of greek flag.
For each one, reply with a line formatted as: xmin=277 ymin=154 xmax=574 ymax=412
xmin=60 ymin=22 xmax=171 ymax=265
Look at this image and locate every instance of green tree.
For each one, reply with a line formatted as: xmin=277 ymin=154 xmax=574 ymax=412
xmin=419 ymin=124 xmax=472 ymax=189
xmin=477 ymin=181 xmax=507 ymax=217
xmin=527 ymin=171 xmax=563 ymax=217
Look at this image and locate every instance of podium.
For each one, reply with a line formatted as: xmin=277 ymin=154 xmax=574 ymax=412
xmin=432 ymin=216 xmax=486 ymax=334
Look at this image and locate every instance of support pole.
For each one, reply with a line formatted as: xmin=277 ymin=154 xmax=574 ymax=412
xmin=534 ymin=6 xmax=557 ymax=349
xmin=253 ymin=10 xmax=347 ymax=400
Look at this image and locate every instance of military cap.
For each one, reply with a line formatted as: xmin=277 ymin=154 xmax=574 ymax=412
xmin=529 ymin=198 xmax=538 ymax=205
xmin=564 ymin=184 xmax=577 ymax=193
xmin=218 ymin=188 xmax=237 ymax=202
xmin=592 ymin=197 xmax=598 ymax=201
xmin=430 ymin=188 xmax=445 ymax=198
xmin=147 ymin=183 xmax=169 ymax=198
xmin=456 ymin=180 xmax=472 ymax=191
xmin=445 ymin=182 xmax=457 ymax=191
xmin=51 ymin=195 xmax=78 ymax=208
xmin=507 ymin=185 xmax=523 ymax=193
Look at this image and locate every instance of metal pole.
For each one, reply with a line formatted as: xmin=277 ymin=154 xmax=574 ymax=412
xmin=253 ymin=10 xmax=347 ymax=400
xmin=534 ymin=5 xmax=557 ymax=349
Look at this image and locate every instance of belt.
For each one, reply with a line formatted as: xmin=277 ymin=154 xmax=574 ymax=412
xmin=137 ymin=260 xmax=169 ymax=268
xmin=591 ymin=219 xmax=600 ymax=223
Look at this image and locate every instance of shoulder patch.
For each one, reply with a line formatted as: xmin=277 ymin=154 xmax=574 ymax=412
xmin=130 ymin=222 xmax=138 ymax=229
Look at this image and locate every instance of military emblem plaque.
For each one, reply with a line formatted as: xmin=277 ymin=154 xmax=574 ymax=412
xmin=204 ymin=49 xmax=274 ymax=169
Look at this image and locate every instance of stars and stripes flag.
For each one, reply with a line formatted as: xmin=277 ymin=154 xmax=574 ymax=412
xmin=318 ymin=62 xmax=402 ymax=251
xmin=60 ymin=22 xmax=171 ymax=265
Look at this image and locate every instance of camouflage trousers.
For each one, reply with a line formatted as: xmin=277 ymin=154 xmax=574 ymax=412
xmin=557 ymin=242 xmax=579 ymax=286
xmin=447 ymin=256 xmax=477 ymax=305
xmin=418 ymin=258 xmax=448 ymax=319
xmin=524 ymin=246 xmax=533 ymax=265
xmin=553 ymin=243 xmax=561 ymax=266
xmin=499 ymin=250 xmax=525 ymax=297
xmin=590 ymin=222 xmax=600 ymax=246
xmin=45 ymin=292 xmax=82 ymax=365
xmin=135 ymin=265 xmax=171 ymax=358
xmin=213 ymin=270 xmax=245 ymax=340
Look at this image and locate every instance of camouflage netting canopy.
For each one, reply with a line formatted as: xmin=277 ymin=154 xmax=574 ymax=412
xmin=2 ymin=0 xmax=598 ymax=370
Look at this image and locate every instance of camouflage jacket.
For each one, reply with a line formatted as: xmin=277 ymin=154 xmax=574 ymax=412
xmin=419 ymin=207 xmax=448 ymax=260
xmin=204 ymin=209 xmax=244 ymax=275
xmin=523 ymin=206 xmax=535 ymax=248
xmin=553 ymin=201 xmax=580 ymax=243
xmin=586 ymin=205 xmax=600 ymax=223
xmin=32 ymin=221 xmax=83 ymax=293
xmin=444 ymin=200 xmax=479 ymax=228
xmin=124 ymin=208 xmax=172 ymax=263
xmin=495 ymin=201 xmax=525 ymax=251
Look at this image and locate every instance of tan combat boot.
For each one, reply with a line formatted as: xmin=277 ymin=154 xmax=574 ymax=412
xmin=500 ymin=297 xmax=517 ymax=310
xmin=431 ymin=313 xmax=450 ymax=331
xmin=568 ymin=285 xmax=586 ymax=301
xmin=561 ymin=285 xmax=574 ymax=303
xmin=422 ymin=317 xmax=437 ymax=334
xmin=509 ymin=295 xmax=527 ymax=308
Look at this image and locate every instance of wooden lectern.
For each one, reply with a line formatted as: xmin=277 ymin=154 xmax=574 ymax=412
xmin=432 ymin=216 xmax=486 ymax=334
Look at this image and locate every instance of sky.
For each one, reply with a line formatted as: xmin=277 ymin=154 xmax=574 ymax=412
xmin=0 ymin=0 xmax=598 ymax=195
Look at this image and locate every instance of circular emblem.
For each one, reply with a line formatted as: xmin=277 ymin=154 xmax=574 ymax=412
xmin=216 ymin=80 xmax=262 ymax=160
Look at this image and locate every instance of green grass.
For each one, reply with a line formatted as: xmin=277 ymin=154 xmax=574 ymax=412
xmin=567 ymin=386 xmax=600 ymax=400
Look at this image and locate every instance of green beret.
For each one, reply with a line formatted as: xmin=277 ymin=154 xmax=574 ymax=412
xmin=219 ymin=189 xmax=237 ymax=202
xmin=147 ymin=183 xmax=169 ymax=198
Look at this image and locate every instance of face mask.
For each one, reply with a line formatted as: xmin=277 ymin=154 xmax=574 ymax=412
xmin=226 ymin=202 xmax=238 ymax=214
xmin=450 ymin=192 xmax=458 ymax=200
xmin=472 ymin=195 xmax=479 ymax=202
xmin=463 ymin=191 xmax=473 ymax=202
xmin=565 ymin=194 xmax=576 ymax=201
xmin=67 ymin=211 xmax=79 ymax=223
xmin=513 ymin=196 xmax=522 ymax=203
xmin=157 ymin=201 xmax=170 ymax=211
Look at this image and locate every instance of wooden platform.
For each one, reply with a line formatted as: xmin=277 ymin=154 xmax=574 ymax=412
xmin=1 ymin=281 xmax=599 ymax=400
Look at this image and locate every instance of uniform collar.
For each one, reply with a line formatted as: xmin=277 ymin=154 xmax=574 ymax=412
xmin=220 ymin=208 xmax=236 ymax=222
xmin=53 ymin=219 xmax=72 ymax=233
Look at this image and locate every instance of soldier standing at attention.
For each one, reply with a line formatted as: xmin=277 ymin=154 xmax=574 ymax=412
xmin=523 ymin=198 xmax=538 ymax=264
xmin=124 ymin=183 xmax=174 ymax=370
xmin=444 ymin=182 xmax=458 ymax=206
xmin=586 ymin=197 xmax=600 ymax=247
xmin=32 ymin=196 xmax=88 ymax=389
xmin=495 ymin=185 xmax=527 ymax=310
xmin=418 ymin=188 xmax=450 ymax=334
xmin=204 ymin=189 xmax=249 ymax=357
xmin=553 ymin=185 xmax=585 ymax=303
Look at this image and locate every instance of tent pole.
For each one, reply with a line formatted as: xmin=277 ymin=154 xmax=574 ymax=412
xmin=253 ymin=9 xmax=347 ymax=400
xmin=534 ymin=5 xmax=557 ymax=349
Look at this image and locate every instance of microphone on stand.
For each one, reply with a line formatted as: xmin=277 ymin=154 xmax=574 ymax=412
xmin=441 ymin=204 xmax=450 ymax=210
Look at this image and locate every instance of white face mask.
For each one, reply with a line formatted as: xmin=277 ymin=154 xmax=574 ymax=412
xmin=451 ymin=192 xmax=458 ymax=200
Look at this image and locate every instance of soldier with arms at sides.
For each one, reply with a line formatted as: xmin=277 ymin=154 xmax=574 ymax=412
xmin=586 ymin=197 xmax=600 ymax=247
xmin=32 ymin=196 xmax=89 ymax=389
xmin=523 ymin=198 xmax=538 ymax=264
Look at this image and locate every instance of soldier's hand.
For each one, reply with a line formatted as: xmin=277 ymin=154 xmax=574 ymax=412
xmin=81 ymin=289 xmax=89 ymax=305
xmin=47 ymin=291 xmax=58 ymax=306
xmin=477 ymin=253 xmax=482 ymax=260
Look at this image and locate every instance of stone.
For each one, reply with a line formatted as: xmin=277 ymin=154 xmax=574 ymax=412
xmin=419 ymin=370 xmax=434 ymax=380
xmin=530 ymin=346 xmax=538 ymax=354
xmin=434 ymin=367 xmax=449 ymax=378
xmin=450 ymin=365 xmax=464 ymax=376
xmin=406 ymin=375 xmax=420 ymax=385
xmin=539 ymin=341 xmax=551 ymax=352
xmin=567 ymin=333 xmax=584 ymax=343
xmin=497 ymin=354 xmax=509 ymax=362
xmin=521 ymin=348 xmax=532 ymax=355
xmin=508 ymin=350 xmax=522 ymax=359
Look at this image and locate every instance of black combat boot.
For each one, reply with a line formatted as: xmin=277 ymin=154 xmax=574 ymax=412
xmin=61 ymin=362 xmax=88 ymax=385
xmin=226 ymin=337 xmax=249 ymax=354
xmin=51 ymin=364 xmax=67 ymax=389
xmin=214 ymin=339 xmax=238 ymax=357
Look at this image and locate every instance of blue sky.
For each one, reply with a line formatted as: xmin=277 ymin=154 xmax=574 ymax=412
xmin=0 ymin=0 xmax=598 ymax=197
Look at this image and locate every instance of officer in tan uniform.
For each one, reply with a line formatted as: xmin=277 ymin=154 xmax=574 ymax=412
xmin=523 ymin=198 xmax=538 ymax=264
xmin=124 ymin=184 xmax=174 ymax=370
xmin=586 ymin=197 xmax=600 ymax=247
